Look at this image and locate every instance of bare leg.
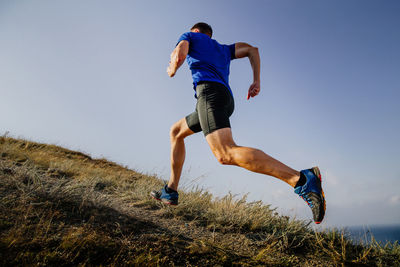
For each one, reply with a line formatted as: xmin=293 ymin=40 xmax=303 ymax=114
xmin=168 ymin=118 xmax=194 ymax=191
xmin=206 ymin=128 xmax=300 ymax=187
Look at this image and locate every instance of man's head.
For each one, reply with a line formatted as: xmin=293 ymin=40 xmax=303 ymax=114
xmin=191 ymin=22 xmax=213 ymax=38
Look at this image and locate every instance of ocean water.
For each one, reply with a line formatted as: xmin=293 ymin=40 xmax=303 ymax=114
xmin=345 ymin=225 xmax=400 ymax=244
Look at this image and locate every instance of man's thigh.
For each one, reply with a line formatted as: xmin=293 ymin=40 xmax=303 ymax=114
xmin=185 ymin=111 xmax=202 ymax=134
xmin=205 ymin=127 xmax=236 ymax=154
xmin=196 ymin=83 xmax=234 ymax=136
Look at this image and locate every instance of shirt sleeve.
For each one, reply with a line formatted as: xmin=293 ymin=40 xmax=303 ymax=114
xmin=229 ymin=43 xmax=236 ymax=60
xmin=176 ymin=32 xmax=191 ymax=47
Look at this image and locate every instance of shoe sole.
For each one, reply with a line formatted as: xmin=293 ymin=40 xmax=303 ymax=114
xmin=151 ymin=195 xmax=178 ymax=206
xmin=312 ymin=166 xmax=326 ymax=224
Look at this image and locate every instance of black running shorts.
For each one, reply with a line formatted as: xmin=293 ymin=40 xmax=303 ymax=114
xmin=185 ymin=81 xmax=234 ymax=136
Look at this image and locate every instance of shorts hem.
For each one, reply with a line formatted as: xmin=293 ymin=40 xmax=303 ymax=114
xmin=203 ymin=126 xmax=231 ymax=137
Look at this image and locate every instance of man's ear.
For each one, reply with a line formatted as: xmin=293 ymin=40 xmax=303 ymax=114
xmin=191 ymin=28 xmax=200 ymax=33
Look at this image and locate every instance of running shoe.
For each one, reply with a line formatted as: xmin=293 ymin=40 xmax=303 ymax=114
xmin=294 ymin=167 xmax=326 ymax=224
xmin=150 ymin=185 xmax=179 ymax=205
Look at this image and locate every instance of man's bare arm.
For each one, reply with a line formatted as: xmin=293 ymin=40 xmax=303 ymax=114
xmin=167 ymin=40 xmax=189 ymax=77
xmin=235 ymin=42 xmax=261 ymax=100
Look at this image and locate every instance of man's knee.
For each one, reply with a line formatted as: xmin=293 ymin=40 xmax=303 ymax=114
xmin=214 ymin=151 xmax=235 ymax=165
xmin=170 ymin=121 xmax=187 ymax=140
xmin=170 ymin=124 xmax=180 ymax=140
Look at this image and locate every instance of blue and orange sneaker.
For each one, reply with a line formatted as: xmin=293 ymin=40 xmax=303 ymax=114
xmin=150 ymin=185 xmax=179 ymax=205
xmin=294 ymin=167 xmax=326 ymax=224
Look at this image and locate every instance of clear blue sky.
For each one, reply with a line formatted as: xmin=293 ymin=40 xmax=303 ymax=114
xmin=1 ymin=0 xmax=399 ymax=227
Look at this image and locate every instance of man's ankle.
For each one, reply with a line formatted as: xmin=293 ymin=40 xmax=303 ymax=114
xmin=166 ymin=184 xmax=177 ymax=193
xmin=294 ymin=173 xmax=306 ymax=188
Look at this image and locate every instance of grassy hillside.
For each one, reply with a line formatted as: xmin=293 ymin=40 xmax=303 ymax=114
xmin=0 ymin=136 xmax=399 ymax=266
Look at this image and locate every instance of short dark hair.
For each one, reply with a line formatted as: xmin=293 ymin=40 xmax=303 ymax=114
xmin=191 ymin=22 xmax=213 ymax=37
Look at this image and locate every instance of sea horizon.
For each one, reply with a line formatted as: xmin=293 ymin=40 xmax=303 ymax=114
xmin=340 ymin=224 xmax=400 ymax=244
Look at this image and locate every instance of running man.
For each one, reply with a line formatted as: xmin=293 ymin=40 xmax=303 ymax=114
xmin=151 ymin=22 xmax=326 ymax=224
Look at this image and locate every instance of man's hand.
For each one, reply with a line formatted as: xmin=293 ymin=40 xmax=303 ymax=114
xmin=167 ymin=64 xmax=176 ymax=77
xmin=247 ymin=81 xmax=260 ymax=100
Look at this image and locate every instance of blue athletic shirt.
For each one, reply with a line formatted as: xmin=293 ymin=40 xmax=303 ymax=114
xmin=176 ymin=32 xmax=236 ymax=97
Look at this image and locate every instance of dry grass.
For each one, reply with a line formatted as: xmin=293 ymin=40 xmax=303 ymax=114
xmin=1 ymin=135 xmax=399 ymax=266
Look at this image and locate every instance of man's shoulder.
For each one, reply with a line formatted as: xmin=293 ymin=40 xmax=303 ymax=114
xmin=178 ymin=32 xmax=192 ymax=39
xmin=185 ymin=32 xmax=215 ymax=42
xmin=177 ymin=32 xmax=206 ymax=43
xmin=176 ymin=32 xmax=193 ymax=46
